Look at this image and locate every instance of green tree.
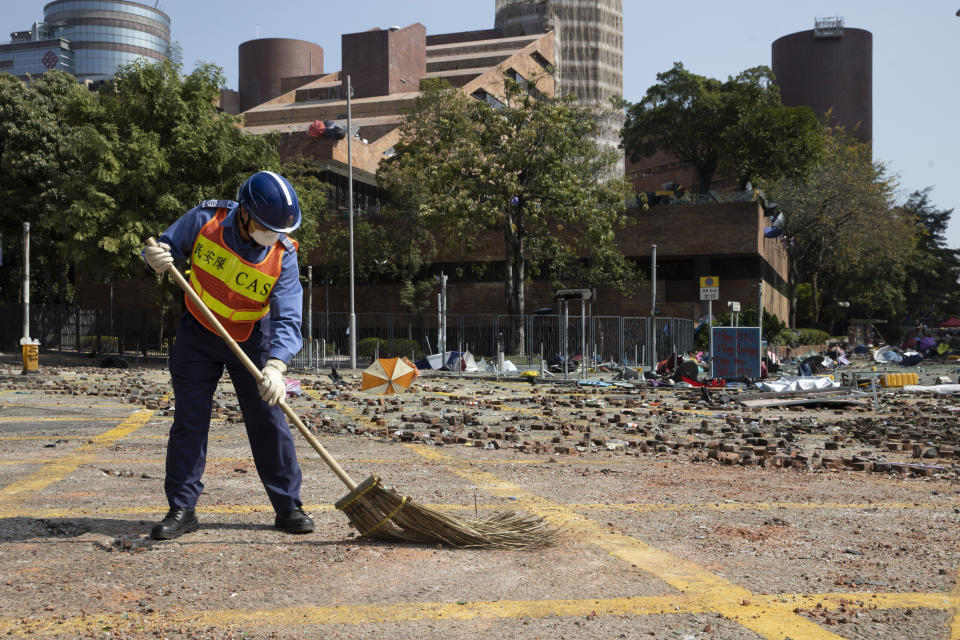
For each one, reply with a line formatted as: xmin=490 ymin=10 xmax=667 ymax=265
xmin=377 ymin=79 xmax=635 ymax=345
xmin=0 ymin=61 xmax=324 ymax=306
xmin=99 ymin=58 xmax=283 ymax=281
xmin=622 ymin=62 xmax=823 ymax=194
xmin=276 ymin=159 xmax=330 ymax=270
xmin=768 ymin=125 xmax=912 ymax=327
xmin=0 ymin=70 xmax=118 ymax=304
xmin=899 ymin=188 xmax=960 ymax=323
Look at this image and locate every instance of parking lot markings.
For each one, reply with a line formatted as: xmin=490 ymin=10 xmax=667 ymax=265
xmin=0 ymin=407 xmax=156 ymax=515
xmin=409 ymin=443 xmax=849 ymax=640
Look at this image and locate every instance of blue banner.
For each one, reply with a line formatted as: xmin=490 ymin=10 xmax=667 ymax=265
xmin=711 ymin=327 xmax=761 ymax=379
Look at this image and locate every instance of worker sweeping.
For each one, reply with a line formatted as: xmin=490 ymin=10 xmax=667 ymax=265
xmin=142 ymin=170 xmax=313 ymax=540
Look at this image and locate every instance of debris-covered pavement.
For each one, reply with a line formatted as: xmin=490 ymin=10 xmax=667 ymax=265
xmin=0 ymin=356 xmax=958 ymax=639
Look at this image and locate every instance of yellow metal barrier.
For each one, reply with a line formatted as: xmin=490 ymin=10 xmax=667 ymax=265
xmin=882 ymin=372 xmax=918 ymax=387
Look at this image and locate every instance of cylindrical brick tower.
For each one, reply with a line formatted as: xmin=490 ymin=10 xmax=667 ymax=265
xmin=239 ymin=38 xmax=323 ymax=112
xmin=495 ymin=0 xmax=624 ymax=171
xmin=772 ymin=19 xmax=872 ymax=143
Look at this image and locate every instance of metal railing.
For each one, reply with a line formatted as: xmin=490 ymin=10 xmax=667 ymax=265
xmin=291 ymin=311 xmax=693 ymax=371
xmin=2 ymin=304 xmax=693 ymax=371
xmin=1 ymin=304 xmax=177 ymax=362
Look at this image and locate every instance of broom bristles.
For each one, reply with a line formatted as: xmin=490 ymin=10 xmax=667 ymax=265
xmin=334 ymin=475 xmax=559 ymax=549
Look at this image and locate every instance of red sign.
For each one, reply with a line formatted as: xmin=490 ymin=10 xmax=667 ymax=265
xmin=42 ymin=50 xmax=58 ymax=69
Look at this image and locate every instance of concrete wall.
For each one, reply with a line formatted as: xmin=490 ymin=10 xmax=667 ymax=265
xmin=301 ymin=200 xmax=790 ymax=322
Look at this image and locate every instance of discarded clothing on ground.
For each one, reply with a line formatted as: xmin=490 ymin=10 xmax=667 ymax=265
xmin=681 ymin=376 xmax=726 ymax=388
xmin=899 ymin=353 xmax=923 ymax=367
xmin=284 ymin=378 xmax=302 ymax=397
xmin=874 ymin=346 xmax=903 ymax=364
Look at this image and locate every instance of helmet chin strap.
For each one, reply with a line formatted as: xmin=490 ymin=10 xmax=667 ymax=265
xmin=238 ymin=208 xmax=255 ymax=240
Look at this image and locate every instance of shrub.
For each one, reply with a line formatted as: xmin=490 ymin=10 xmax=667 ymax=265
xmin=795 ymin=328 xmax=829 ymax=345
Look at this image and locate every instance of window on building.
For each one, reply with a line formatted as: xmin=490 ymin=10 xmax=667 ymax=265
xmin=530 ymin=51 xmax=553 ymax=73
xmin=471 ymin=89 xmax=505 ymax=109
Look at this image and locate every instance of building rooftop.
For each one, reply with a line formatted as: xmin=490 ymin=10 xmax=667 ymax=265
xmin=240 ymin=28 xmax=555 ymax=175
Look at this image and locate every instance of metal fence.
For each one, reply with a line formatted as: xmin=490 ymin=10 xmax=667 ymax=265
xmin=0 ymin=304 xmax=178 ymax=362
xmin=290 ymin=311 xmax=693 ymax=371
xmin=2 ymin=304 xmax=693 ymax=371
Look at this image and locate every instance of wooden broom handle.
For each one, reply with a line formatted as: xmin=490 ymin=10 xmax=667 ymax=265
xmin=147 ymin=237 xmax=358 ymax=491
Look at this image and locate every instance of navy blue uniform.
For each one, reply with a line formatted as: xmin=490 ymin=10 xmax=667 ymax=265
xmin=149 ymin=201 xmax=304 ymax=512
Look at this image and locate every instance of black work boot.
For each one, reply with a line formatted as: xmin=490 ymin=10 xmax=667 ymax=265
xmin=151 ymin=508 xmax=199 ymax=540
xmin=275 ymin=507 xmax=314 ymax=534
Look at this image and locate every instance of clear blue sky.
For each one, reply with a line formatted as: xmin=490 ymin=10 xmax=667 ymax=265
xmin=4 ymin=1 xmax=959 ymax=248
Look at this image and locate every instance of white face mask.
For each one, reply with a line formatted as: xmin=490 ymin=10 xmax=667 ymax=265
xmin=250 ymin=228 xmax=279 ymax=247
xmin=243 ymin=211 xmax=279 ymax=246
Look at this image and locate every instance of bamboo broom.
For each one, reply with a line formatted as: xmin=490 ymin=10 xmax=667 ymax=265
xmin=147 ymin=238 xmax=558 ymax=549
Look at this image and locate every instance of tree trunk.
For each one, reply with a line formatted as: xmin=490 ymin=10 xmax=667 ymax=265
xmin=504 ymin=212 xmax=525 ymax=355
xmin=57 ymin=265 xmax=70 ymax=305
xmin=788 ymin=261 xmax=800 ymax=329
xmin=811 ymin=271 xmax=820 ymax=325
xmin=693 ymin=158 xmax=719 ymax=195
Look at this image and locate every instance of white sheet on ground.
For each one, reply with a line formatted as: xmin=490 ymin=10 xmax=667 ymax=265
xmin=755 ymin=376 xmax=840 ymax=392
xmin=902 ymin=384 xmax=960 ymax=395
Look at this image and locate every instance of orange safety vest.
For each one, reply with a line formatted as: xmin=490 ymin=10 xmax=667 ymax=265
xmin=185 ymin=208 xmax=296 ymax=342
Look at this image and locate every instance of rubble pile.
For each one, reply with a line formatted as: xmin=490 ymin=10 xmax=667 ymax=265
xmin=0 ymin=366 xmax=167 ymax=408
xmin=292 ymin=375 xmax=960 ymax=481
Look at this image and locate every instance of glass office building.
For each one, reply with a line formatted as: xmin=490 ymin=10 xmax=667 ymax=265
xmin=0 ymin=0 xmax=170 ymax=82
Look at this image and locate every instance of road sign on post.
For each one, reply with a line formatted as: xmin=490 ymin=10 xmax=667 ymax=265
xmin=554 ymin=288 xmax=594 ymax=301
xmin=699 ymin=276 xmax=719 ymax=301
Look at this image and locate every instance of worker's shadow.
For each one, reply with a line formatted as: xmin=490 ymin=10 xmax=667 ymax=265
xmin=0 ymin=516 xmax=344 ymax=546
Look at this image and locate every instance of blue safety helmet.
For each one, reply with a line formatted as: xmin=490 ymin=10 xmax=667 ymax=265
xmin=236 ymin=171 xmax=302 ymax=233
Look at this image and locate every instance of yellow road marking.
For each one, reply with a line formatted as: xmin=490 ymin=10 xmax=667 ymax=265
xmin=573 ymin=500 xmax=954 ymax=514
xmin=11 ymin=503 xmax=290 ymax=518
xmin=10 ymin=588 xmax=947 ymax=637
xmin=950 ymin=558 xmax=960 ymax=640
xmin=3 ymin=497 xmax=956 ymax=521
xmin=0 ymin=390 xmax=924 ymax=637
xmin=0 ymin=433 xmax=247 ymax=443
xmin=0 ymin=407 xmax=156 ymax=516
xmin=756 ymin=592 xmax=959 ymax=612
xmin=4 ymin=581 xmax=951 ymax=636
xmin=0 ymin=402 xmax=143 ymax=408
xmin=0 ymin=417 xmax=131 ymax=423
xmin=408 ymin=444 xmax=847 ymax=640
xmin=0 ymin=594 xmax=703 ymax=636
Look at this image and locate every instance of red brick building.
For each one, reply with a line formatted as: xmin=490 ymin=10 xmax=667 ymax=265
xmin=231 ymin=22 xmax=789 ymax=325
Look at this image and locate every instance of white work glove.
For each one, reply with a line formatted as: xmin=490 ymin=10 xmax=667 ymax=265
xmin=144 ymin=241 xmax=174 ymax=273
xmin=259 ymin=358 xmax=287 ymax=406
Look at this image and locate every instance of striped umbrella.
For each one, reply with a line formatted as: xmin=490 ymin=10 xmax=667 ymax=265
xmin=360 ymin=357 xmax=420 ymax=394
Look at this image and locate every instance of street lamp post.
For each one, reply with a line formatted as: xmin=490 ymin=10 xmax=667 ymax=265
xmin=22 ymin=222 xmax=30 ymax=342
xmin=758 ymin=280 xmax=764 ymax=344
xmin=650 ymin=244 xmax=657 ymax=369
xmin=306 ymin=265 xmax=313 ymax=368
xmin=347 ymin=75 xmax=357 ymax=369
